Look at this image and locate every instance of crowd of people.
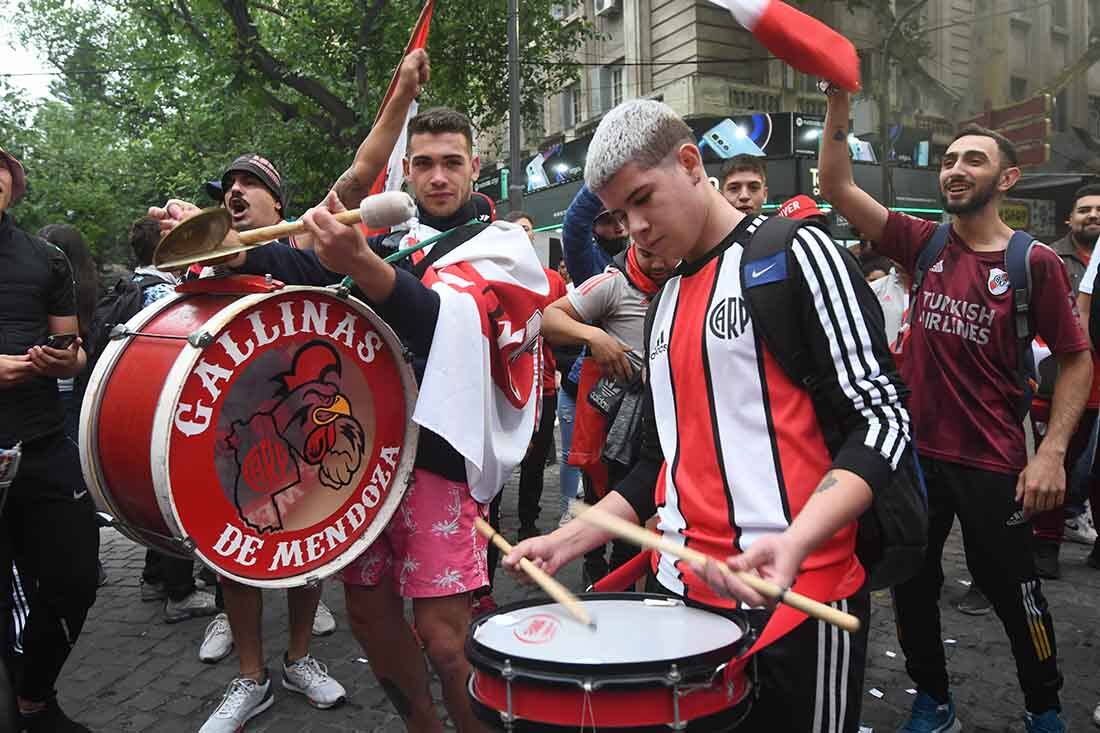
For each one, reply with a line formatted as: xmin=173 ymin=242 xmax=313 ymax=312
xmin=0 ymin=45 xmax=1098 ymax=733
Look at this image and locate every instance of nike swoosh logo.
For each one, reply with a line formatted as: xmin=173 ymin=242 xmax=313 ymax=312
xmin=73 ymin=490 xmax=88 ymax=500
xmin=751 ymin=263 xmax=776 ymax=278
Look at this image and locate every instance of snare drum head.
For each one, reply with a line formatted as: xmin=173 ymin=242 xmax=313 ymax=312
xmin=153 ymin=287 xmax=418 ymax=587
xmin=471 ymin=593 xmax=748 ymax=670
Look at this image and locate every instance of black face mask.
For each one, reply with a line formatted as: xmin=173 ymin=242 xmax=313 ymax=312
xmin=595 ymin=233 xmax=629 ymax=257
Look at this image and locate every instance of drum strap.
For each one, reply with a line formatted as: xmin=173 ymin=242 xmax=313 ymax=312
xmin=411 ymin=222 xmax=490 ymax=280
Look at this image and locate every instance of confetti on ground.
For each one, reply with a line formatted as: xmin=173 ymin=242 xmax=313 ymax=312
xmin=868 ymin=688 xmax=885 ymax=699
xmin=859 ymin=727 xmax=874 ymax=733
xmin=944 ymin=639 xmax=957 ymax=645
xmin=355 ymin=657 xmax=369 ymax=663
xmin=958 ymin=579 xmax=972 ymax=586
xmin=885 ymin=650 xmax=897 ymax=658
xmin=906 ymin=689 xmax=918 ymax=695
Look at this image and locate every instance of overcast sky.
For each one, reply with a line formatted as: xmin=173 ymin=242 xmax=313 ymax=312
xmin=2 ymin=24 xmax=55 ymax=101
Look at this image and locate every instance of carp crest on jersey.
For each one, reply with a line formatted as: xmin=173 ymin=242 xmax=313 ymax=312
xmin=225 ymin=341 xmax=367 ymax=533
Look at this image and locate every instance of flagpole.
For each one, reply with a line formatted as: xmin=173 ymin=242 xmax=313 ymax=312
xmin=506 ymin=0 xmax=524 ymax=213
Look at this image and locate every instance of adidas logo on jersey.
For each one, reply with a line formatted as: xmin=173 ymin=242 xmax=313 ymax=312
xmin=650 ymin=330 xmax=669 ymax=359
xmin=930 ymin=259 xmax=944 ymax=273
xmin=1005 ymin=508 xmax=1027 ymax=527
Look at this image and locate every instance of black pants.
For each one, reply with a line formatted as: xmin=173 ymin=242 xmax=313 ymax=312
xmin=582 ymin=463 xmax=639 ymax=585
xmin=518 ymin=393 xmax=557 ymax=530
xmin=644 ymin=573 xmax=871 ymax=732
xmin=0 ymin=432 xmax=99 ymax=703
xmin=892 ymin=456 xmax=1062 ymax=713
xmin=142 ymin=550 xmax=196 ymax=602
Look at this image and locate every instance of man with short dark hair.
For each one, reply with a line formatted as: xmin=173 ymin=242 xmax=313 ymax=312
xmin=1030 ymin=184 xmax=1100 ymax=576
xmin=820 ymin=90 xmax=1088 ymax=733
xmin=719 ymin=153 xmax=768 ymax=215
xmin=0 ymin=147 xmax=98 ymax=733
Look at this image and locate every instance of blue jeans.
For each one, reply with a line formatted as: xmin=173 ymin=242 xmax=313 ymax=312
xmin=557 ymin=391 xmax=581 ymax=515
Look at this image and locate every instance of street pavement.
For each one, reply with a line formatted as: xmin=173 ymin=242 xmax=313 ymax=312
xmin=59 ymin=463 xmax=1100 ymax=732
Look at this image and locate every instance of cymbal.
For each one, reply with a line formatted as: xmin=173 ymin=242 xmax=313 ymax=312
xmin=153 ymin=208 xmax=233 ymax=271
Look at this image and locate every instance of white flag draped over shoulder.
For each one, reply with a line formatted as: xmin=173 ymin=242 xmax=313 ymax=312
xmin=407 ymin=221 xmax=549 ymax=503
xmin=707 ymin=0 xmax=861 ymax=92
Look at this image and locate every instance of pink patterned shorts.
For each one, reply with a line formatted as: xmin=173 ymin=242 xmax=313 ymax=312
xmin=341 ymin=469 xmax=490 ymax=598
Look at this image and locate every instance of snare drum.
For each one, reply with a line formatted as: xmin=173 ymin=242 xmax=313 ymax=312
xmin=80 ymin=277 xmax=418 ymax=588
xmin=467 ymin=593 xmax=753 ymax=731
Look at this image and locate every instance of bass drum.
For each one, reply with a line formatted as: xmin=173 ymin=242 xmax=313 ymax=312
xmin=80 ymin=276 xmax=418 ymax=588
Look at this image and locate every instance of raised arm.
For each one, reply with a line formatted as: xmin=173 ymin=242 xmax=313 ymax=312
xmin=330 ymin=50 xmax=431 ymax=209
xmin=817 ymin=90 xmax=890 ymax=243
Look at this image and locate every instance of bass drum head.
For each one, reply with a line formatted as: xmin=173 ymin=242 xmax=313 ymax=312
xmin=468 ymin=593 xmax=750 ymax=680
xmin=152 ymin=287 xmax=418 ymax=588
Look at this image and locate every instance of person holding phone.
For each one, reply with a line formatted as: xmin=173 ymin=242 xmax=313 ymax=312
xmin=0 ymin=147 xmax=98 ymax=733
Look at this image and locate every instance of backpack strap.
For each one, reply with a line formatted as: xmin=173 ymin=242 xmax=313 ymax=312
xmin=411 ymin=222 xmax=491 ymax=281
xmin=740 ymin=216 xmax=814 ymax=388
xmin=912 ymin=223 xmax=951 ymax=293
xmin=1004 ymin=231 xmax=1037 ymax=420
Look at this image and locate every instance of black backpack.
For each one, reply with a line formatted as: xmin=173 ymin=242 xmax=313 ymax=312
xmin=643 ymin=217 xmax=927 ymax=591
xmin=911 ymin=223 xmax=1038 ymax=418
xmin=86 ymin=273 xmax=169 ymax=371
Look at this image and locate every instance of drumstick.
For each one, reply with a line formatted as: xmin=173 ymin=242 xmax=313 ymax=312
xmin=237 ymin=191 xmax=416 ymax=245
xmin=473 ymin=517 xmax=596 ymax=630
xmin=570 ymin=502 xmax=860 ymax=633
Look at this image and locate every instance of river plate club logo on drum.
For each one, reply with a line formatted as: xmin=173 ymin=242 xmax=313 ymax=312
xmin=167 ymin=291 xmax=410 ymax=582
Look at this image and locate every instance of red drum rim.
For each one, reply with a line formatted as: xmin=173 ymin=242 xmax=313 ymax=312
xmin=153 ymin=287 xmax=419 ymax=588
xmin=80 ymin=291 xmax=185 ymax=551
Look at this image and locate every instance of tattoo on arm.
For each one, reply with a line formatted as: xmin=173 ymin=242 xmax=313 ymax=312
xmin=332 ymin=166 xmax=370 ymax=208
xmin=814 ymin=471 xmax=839 ymax=494
xmin=832 ymin=128 xmax=847 ymax=142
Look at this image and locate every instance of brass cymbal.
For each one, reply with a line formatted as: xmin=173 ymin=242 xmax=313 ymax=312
xmin=153 ymin=208 xmax=233 ymax=271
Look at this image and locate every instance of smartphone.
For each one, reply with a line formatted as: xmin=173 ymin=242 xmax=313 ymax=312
xmin=45 ymin=333 xmax=77 ymax=350
xmin=701 ymin=119 xmax=766 ymax=159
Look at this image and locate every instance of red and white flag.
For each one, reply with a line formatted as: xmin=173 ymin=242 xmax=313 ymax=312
xmin=365 ymin=0 xmax=435 ymax=231
xmin=708 ymin=0 xmax=861 ymax=92
xmin=409 ymin=222 xmax=550 ymax=502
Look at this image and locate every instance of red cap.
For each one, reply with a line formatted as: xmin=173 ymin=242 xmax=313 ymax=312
xmin=777 ymin=194 xmax=826 ymax=221
xmin=0 ymin=148 xmax=27 ymax=204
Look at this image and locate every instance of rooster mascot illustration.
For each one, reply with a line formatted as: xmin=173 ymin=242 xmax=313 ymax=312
xmin=226 ymin=341 xmax=367 ymax=532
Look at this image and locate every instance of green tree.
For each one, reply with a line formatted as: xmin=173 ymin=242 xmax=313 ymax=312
xmin=3 ymin=0 xmax=596 ymax=260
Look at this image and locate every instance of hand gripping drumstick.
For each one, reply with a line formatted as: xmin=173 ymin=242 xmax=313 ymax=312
xmin=570 ymin=502 xmax=860 ymax=633
xmin=473 ymin=517 xmax=596 ymax=630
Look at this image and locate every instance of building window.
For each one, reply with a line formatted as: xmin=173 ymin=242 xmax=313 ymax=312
xmin=1052 ymin=0 xmax=1068 ymax=28
xmin=1010 ymin=76 xmax=1029 ymax=101
xmin=561 ymin=84 xmax=581 ymax=129
xmin=609 ymin=65 xmax=624 ymax=108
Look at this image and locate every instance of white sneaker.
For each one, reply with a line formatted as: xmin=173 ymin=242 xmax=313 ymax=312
xmin=282 ymin=654 xmax=346 ymax=709
xmin=312 ymin=599 xmax=336 ymax=637
xmin=164 ymin=589 xmax=217 ymax=624
xmin=558 ymin=510 xmax=573 ymax=529
xmin=199 ymin=613 xmax=234 ymax=664
xmin=1065 ymin=508 xmax=1098 ymax=545
xmin=1092 ymin=699 xmax=1099 ymax=726
xmin=198 ymin=675 xmax=273 ymax=733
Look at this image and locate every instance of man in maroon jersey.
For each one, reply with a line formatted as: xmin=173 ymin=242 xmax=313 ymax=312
xmin=506 ymin=99 xmax=911 ymax=733
xmin=818 ymin=88 xmax=1090 ymax=733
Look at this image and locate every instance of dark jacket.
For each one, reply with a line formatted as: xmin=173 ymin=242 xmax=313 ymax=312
xmin=0 ymin=213 xmax=77 ymax=445
xmin=1050 ymin=233 xmax=1090 ymax=295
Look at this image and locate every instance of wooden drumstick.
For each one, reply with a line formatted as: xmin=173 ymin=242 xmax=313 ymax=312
xmin=473 ymin=517 xmax=595 ymax=630
xmin=570 ymin=502 xmax=861 ymax=633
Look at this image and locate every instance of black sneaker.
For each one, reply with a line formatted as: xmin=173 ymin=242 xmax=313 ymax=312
xmin=1087 ymin=540 xmax=1100 ymax=570
xmin=21 ymin=698 xmax=91 ymax=732
xmin=956 ymin=585 xmax=992 ymax=616
xmin=1033 ymin=540 xmax=1061 ymax=580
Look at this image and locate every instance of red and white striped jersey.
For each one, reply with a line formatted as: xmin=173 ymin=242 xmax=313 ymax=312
xmin=633 ymin=216 xmax=910 ymax=608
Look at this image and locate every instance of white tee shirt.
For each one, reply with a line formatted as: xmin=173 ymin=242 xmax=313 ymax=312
xmin=870 ymin=268 xmax=909 ymax=345
xmin=1079 ymin=249 xmax=1098 ymax=295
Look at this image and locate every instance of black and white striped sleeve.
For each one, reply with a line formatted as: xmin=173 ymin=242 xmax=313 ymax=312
xmin=789 ymin=226 xmax=911 ymax=493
